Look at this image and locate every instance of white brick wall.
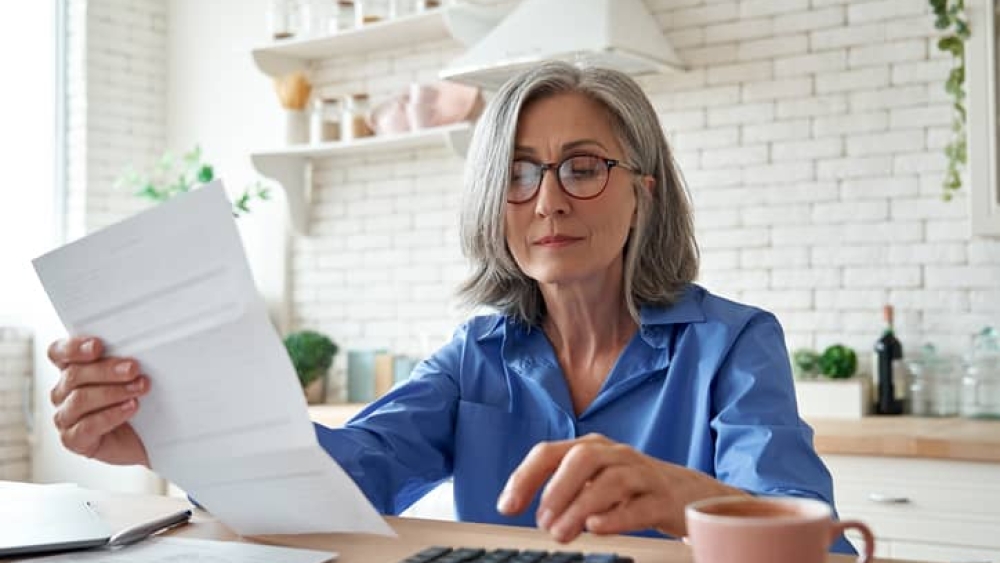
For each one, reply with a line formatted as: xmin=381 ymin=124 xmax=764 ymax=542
xmin=292 ymin=0 xmax=1000 ymax=380
xmin=0 ymin=329 xmax=32 ymax=481
xmin=66 ymin=0 xmax=167 ymax=240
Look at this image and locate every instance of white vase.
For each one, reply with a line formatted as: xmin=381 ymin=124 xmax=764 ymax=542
xmin=284 ymin=108 xmax=309 ymax=145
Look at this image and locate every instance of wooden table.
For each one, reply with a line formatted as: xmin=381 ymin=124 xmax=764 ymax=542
xmin=4 ymin=490 xmax=923 ymax=563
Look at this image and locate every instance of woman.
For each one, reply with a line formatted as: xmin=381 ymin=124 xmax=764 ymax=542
xmin=47 ymin=62 xmax=854 ymax=553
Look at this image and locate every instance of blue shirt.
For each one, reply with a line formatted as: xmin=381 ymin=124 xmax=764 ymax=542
xmin=315 ymin=284 xmax=855 ymax=554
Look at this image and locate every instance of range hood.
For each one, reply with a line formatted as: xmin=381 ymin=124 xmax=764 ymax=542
xmin=440 ymin=0 xmax=684 ymax=89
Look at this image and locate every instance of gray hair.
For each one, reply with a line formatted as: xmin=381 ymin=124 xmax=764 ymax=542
xmin=458 ymin=61 xmax=699 ymax=326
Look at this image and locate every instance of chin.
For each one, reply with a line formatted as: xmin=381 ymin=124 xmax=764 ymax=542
xmin=525 ymin=267 xmax=592 ymax=286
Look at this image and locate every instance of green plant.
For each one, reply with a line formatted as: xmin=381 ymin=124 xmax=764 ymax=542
xmin=818 ymin=344 xmax=858 ymax=380
xmin=930 ymin=0 xmax=971 ymax=201
xmin=115 ymin=145 xmax=271 ymax=216
xmin=283 ymin=330 xmax=339 ymax=388
xmin=792 ymin=348 xmax=821 ymax=379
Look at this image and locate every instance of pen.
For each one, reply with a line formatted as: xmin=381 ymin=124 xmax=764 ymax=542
xmin=107 ymin=508 xmax=193 ymax=548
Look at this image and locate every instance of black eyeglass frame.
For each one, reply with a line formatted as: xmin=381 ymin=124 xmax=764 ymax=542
xmin=506 ymin=154 xmax=641 ymax=204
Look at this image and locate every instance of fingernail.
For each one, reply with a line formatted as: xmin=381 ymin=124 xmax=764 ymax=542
xmin=121 ymin=399 xmax=136 ymax=411
xmin=537 ymin=508 xmax=553 ymax=530
xmin=80 ymin=340 xmax=94 ymax=355
xmin=115 ymin=361 xmax=133 ymax=376
xmin=126 ymin=379 xmax=144 ymax=393
xmin=551 ymin=522 xmax=570 ymax=542
xmin=496 ymin=491 xmax=512 ymax=513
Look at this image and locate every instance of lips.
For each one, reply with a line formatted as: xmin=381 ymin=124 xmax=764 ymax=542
xmin=534 ymin=235 xmax=583 ymax=246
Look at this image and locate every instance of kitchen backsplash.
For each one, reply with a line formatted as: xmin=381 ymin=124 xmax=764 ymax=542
xmin=74 ymin=0 xmax=1000 ymax=394
xmin=294 ymin=0 xmax=1000 ymax=369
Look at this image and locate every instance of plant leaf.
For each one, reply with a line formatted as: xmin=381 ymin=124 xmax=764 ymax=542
xmin=197 ymin=164 xmax=214 ymax=183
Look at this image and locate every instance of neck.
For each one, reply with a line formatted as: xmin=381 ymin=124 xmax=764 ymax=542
xmin=539 ymin=270 xmax=637 ymax=366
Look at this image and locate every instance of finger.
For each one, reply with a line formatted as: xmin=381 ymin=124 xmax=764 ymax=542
xmin=538 ymin=440 xmax=630 ymax=528
xmin=60 ymin=398 xmax=139 ymax=458
xmin=547 ymin=464 xmax=646 ymax=542
xmin=50 ymin=358 xmax=140 ymax=406
xmin=53 ymin=377 xmax=148 ymax=430
xmin=498 ymin=439 xmax=578 ymax=515
xmin=47 ymin=337 xmax=104 ymax=368
xmin=584 ymin=494 xmax=670 ymax=537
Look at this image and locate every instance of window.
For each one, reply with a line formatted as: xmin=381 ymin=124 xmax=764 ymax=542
xmin=967 ymin=0 xmax=1000 ymax=236
xmin=0 ymin=0 xmax=63 ymax=325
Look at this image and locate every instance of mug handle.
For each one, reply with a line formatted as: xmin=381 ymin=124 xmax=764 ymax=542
xmin=830 ymin=520 xmax=875 ymax=563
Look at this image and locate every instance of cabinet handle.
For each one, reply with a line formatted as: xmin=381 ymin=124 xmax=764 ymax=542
xmin=867 ymin=492 xmax=910 ymax=504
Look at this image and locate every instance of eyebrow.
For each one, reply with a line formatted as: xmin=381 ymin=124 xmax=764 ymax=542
xmin=513 ymin=139 xmax=611 ymax=156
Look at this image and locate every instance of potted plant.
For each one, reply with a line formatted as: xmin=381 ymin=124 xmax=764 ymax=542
xmin=115 ymin=145 xmax=271 ymax=216
xmin=792 ymin=344 xmax=869 ymax=418
xmin=284 ymin=329 xmax=339 ymax=404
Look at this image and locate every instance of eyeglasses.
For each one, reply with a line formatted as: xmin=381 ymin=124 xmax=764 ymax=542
xmin=506 ymin=154 xmax=640 ymax=204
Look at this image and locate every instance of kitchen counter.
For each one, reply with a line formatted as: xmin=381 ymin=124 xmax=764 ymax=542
xmin=806 ymin=415 xmax=1000 ymax=463
xmin=309 ymin=405 xmax=1000 ymax=463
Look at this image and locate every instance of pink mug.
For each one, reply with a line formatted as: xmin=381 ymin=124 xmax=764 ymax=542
xmin=685 ymin=496 xmax=874 ymax=563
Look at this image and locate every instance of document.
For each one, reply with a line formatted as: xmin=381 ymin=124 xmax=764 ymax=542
xmin=27 ymin=537 xmax=337 ymax=563
xmin=33 ymin=181 xmax=394 ymax=537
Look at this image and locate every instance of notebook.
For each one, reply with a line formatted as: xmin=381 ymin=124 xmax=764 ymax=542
xmin=0 ymin=483 xmax=112 ymax=557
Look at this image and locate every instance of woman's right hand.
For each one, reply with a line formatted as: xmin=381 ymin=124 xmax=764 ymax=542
xmin=47 ymin=337 xmax=151 ymax=468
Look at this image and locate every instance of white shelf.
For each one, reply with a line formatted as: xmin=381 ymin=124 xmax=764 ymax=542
xmin=251 ymin=123 xmax=474 ymax=234
xmin=252 ymin=3 xmax=511 ymax=77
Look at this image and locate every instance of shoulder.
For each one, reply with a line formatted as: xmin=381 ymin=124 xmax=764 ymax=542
xmin=645 ymin=284 xmax=779 ymax=333
xmin=427 ymin=313 xmax=509 ymax=360
xmin=452 ymin=313 xmax=508 ymax=342
xmin=696 ymin=286 xmax=779 ymax=332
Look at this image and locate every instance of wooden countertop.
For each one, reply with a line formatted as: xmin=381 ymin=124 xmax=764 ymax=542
xmin=309 ymin=405 xmax=1000 ymax=464
xmin=807 ymin=416 xmax=1000 ymax=463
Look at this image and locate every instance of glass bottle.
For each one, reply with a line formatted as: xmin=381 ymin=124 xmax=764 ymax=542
xmin=962 ymin=327 xmax=1000 ymax=419
xmin=308 ymin=0 xmax=331 ymax=37
xmin=268 ymin=0 xmax=294 ymax=40
xmin=336 ymin=0 xmax=358 ymax=31
xmin=873 ymin=305 xmax=905 ymax=415
xmin=310 ymin=98 xmax=342 ymax=144
xmin=342 ymin=93 xmax=373 ymax=141
xmin=294 ymin=0 xmax=314 ymax=38
xmin=321 ymin=97 xmax=342 ymax=142
xmin=358 ymin=0 xmax=388 ymax=25
xmin=906 ymin=344 xmax=960 ymax=417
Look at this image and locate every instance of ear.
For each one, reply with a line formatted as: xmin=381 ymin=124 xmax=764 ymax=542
xmin=640 ymin=174 xmax=655 ymax=195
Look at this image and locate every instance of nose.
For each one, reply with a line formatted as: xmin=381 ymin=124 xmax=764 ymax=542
xmin=534 ymin=168 xmax=570 ymax=217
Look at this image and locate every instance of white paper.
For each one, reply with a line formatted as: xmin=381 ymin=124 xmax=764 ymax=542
xmin=28 ymin=537 xmax=337 ymax=563
xmin=32 ymin=181 xmax=394 ymax=537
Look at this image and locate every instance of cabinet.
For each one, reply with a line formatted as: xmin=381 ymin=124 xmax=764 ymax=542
xmin=966 ymin=0 xmax=1000 ymax=237
xmin=249 ymin=1 xmax=513 ymax=234
xmin=824 ymin=454 xmax=1000 ymax=562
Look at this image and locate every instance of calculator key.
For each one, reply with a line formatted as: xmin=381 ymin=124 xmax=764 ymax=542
xmin=404 ymin=546 xmax=453 ymax=563
xmin=544 ymin=551 xmax=583 ymax=562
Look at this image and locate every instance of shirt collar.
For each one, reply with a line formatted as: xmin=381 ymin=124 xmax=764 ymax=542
xmin=636 ymin=284 xmax=706 ymax=348
xmin=476 ymin=284 xmax=707 ymax=346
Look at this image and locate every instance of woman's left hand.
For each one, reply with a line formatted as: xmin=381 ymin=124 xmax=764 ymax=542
xmin=496 ymin=433 xmax=746 ymax=542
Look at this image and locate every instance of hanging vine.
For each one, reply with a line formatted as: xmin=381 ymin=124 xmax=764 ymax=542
xmin=930 ymin=0 xmax=971 ymax=201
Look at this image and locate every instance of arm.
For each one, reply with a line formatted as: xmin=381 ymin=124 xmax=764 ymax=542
xmin=711 ymin=312 xmax=835 ymax=502
xmin=314 ymin=331 xmax=464 ymax=515
xmin=709 ymin=312 xmax=856 ymax=555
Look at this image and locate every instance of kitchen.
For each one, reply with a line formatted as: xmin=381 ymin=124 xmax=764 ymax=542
xmin=1 ymin=0 xmax=999 ymax=562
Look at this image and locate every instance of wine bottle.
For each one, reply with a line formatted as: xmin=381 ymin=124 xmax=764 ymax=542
xmin=873 ymin=305 xmax=904 ymax=415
